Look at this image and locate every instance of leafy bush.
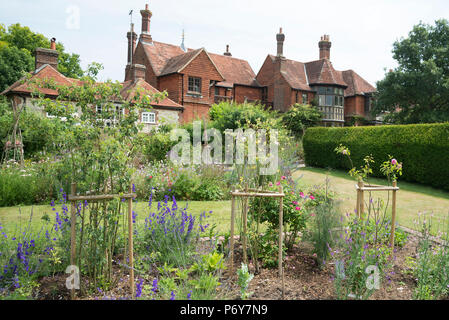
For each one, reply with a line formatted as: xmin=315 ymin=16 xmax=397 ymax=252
xmin=209 ymin=101 xmax=279 ymax=133
xmin=303 ymin=123 xmax=449 ymax=190
xmin=135 ymin=132 xmax=177 ymax=163
xmin=281 ymin=104 xmax=322 ymax=138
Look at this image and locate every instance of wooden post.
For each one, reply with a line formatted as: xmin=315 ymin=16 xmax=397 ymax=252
xmin=230 ymin=190 xmax=236 ymax=274
xmin=242 ymin=189 xmax=248 ymax=265
xmin=278 ymin=185 xmax=283 ymax=278
xmin=128 ymin=183 xmax=135 ymax=298
xmin=358 ymin=180 xmax=364 ymax=218
xmin=70 ymin=182 xmax=77 ymax=300
xmin=390 ymin=180 xmax=397 ymax=248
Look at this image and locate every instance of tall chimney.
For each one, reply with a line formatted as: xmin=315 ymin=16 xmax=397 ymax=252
xmin=125 ymin=24 xmax=138 ymax=81
xmin=274 ymin=28 xmax=287 ymax=111
xmin=319 ymin=34 xmax=331 ymax=60
xmin=224 ymin=44 xmax=232 ymax=56
xmin=35 ymin=37 xmax=59 ymax=70
xmin=276 ymin=28 xmax=285 ymax=57
xmin=139 ymin=3 xmax=153 ymax=43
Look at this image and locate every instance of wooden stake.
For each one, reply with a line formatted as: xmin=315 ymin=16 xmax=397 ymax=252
xmin=242 ymin=190 xmax=248 ymax=265
xmin=358 ymin=180 xmax=364 ymax=218
xmin=390 ymin=180 xmax=397 ymax=248
xmin=230 ymin=191 xmax=236 ymax=274
xmin=70 ymin=182 xmax=77 ymax=300
xmin=128 ymin=183 xmax=135 ymax=299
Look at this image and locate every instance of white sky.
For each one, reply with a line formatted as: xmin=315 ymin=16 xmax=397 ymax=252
xmin=1 ymin=0 xmax=449 ymax=87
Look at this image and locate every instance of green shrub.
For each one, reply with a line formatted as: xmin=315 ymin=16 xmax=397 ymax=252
xmin=303 ymin=123 xmax=449 ymax=190
xmin=136 ymin=132 xmax=177 ymax=163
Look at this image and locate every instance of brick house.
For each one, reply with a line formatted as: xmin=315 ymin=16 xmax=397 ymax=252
xmin=256 ymin=30 xmax=377 ymax=127
xmin=1 ymin=38 xmax=183 ymax=131
xmin=126 ymin=4 xmax=263 ymax=123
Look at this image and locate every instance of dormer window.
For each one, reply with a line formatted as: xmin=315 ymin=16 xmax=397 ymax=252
xmin=188 ymin=76 xmax=201 ymax=94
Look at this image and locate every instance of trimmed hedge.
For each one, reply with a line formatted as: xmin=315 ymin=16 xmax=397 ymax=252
xmin=303 ymin=123 xmax=449 ymax=190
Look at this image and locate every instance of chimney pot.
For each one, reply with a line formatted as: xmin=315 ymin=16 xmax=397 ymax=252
xmin=276 ymin=28 xmax=285 ymax=57
xmin=50 ymin=38 xmax=56 ymax=50
xmin=319 ymin=34 xmax=331 ymax=60
xmin=140 ymin=4 xmax=153 ymax=43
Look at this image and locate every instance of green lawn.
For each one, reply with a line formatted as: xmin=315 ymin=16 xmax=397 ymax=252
xmin=1 ymin=166 xmax=449 ymax=235
xmin=293 ymin=166 xmax=449 ymax=233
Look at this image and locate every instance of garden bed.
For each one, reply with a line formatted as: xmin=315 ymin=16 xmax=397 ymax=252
xmin=32 ymin=232 xmax=423 ymax=300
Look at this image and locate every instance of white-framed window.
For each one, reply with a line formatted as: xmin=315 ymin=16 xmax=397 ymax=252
xmin=142 ymin=112 xmax=156 ymax=124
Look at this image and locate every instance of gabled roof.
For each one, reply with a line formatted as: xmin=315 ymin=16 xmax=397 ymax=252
xmin=341 ymin=69 xmax=376 ymax=96
xmin=159 ymin=48 xmax=225 ymax=81
xmin=140 ymin=41 xmax=258 ymax=87
xmin=1 ymin=64 xmax=183 ymax=110
xmin=267 ymin=55 xmax=312 ymax=91
xmin=209 ymin=53 xmax=259 ymax=88
xmin=304 ymin=59 xmax=347 ymax=87
xmin=121 ymin=78 xmax=183 ymax=109
xmin=1 ymin=64 xmax=79 ymax=96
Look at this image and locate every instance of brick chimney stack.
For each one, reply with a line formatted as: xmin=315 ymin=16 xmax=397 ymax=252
xmin=319 ymin=34 xmax=331 ymax=60
xmin=274 ymin=28 xmax=287 ymax=111
xmin=132 ymin=64 xmax=146 ymax=82
xmin=139 ymin=3 xmax=153 ymax=43
xmin=276 ymin=28 xmax=285 ymax=57
xmin=35 ymin=37 xmax=59 ymax=70
xmin=127 ymin=23 xmax=137 ymax=65
xmin=224 ymin=44 xmax=232 ymax=56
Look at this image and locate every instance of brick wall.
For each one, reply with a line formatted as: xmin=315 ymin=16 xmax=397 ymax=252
xmin=256 ymin=55 xmax=275 ymax=105
xmin=158 ymin=73 xmax=182 ymax=104
xmin=182 ymin=102 xmax=210 ymax=123
xmin=234 ymin=85 xmax=263 ymax=104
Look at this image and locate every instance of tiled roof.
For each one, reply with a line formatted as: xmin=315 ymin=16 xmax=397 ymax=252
xmin=264 ymin=55 xmax=375 ymax=95
xmin=121 ymin=78 xmax=183 ymax=109
xmin=141 ymin=41 xmax=258 ymax=87
xmin=160 ymin=48 xmax=204 ymax=76
xmin=1 ymin=64 xmax=78 ymax=96
xmin=141 ymin=41 xmax=189 ymax=76
xmin=2 ymin=64 xmax=182 ymax=110
xmin=209 ymin=52 xmax=259 ymax=87
xmin=304 ymin=59 xmax=347 ymax=87
xmin=266 ymin=55 xmax=312 ymax=91
xmin=341 ymin=69 xmax=376 ymax=97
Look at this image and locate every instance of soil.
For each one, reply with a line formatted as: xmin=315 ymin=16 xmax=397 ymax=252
xmin=35 ymin=233 xmax=422 ymax=300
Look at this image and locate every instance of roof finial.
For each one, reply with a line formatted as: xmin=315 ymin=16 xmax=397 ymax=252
xmin=180 ymin=29 xmax=186 ymax=52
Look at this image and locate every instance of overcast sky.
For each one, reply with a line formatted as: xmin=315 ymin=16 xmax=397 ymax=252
xmin=1 ymin=0 xmax=449 ymax=86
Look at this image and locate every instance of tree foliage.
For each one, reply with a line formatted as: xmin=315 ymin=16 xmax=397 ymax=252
xmin=0 ymin=23 xmax=83 ymax=92
xmin=373 ymin=19 xmax=449 ymax=124
xmin=281 ymin=103 xmax=322 ymax=137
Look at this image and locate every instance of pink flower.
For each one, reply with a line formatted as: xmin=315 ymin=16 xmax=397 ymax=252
xmin=276 ymin=182 xmax=281 ymax=186
xmin=268 ymin=182 xmax=273 ymax=187
xmin=309 ymin=195 xmax=315 ymax=200
xmin=299 ymin=192 xmax=305 ymax=198
xmin=292 ymin=201 xmax=298 ymax=205
xmin=391 ymin=158 xmax=397 ymax=165
xmin=295 ymin=206 xmax=301 ymax=211
xmin=281 ymin=176 xmax=286 ymax=180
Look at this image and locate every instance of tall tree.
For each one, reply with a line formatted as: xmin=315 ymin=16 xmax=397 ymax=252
xmin=0 ymin=23 xmax=84 ymax=92
xmin=373 ymin=19 xmax=449 ymax=124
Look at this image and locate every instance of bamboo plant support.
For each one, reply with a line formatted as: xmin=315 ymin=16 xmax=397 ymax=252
xmin=229 ymin=187 xmax=285 ymax=281
xmin=68 ymin=182 xmax=137 ymax=300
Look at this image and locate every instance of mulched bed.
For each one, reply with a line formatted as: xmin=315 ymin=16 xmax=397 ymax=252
xmin=35 ymin=233 xmax=422 ymax=300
